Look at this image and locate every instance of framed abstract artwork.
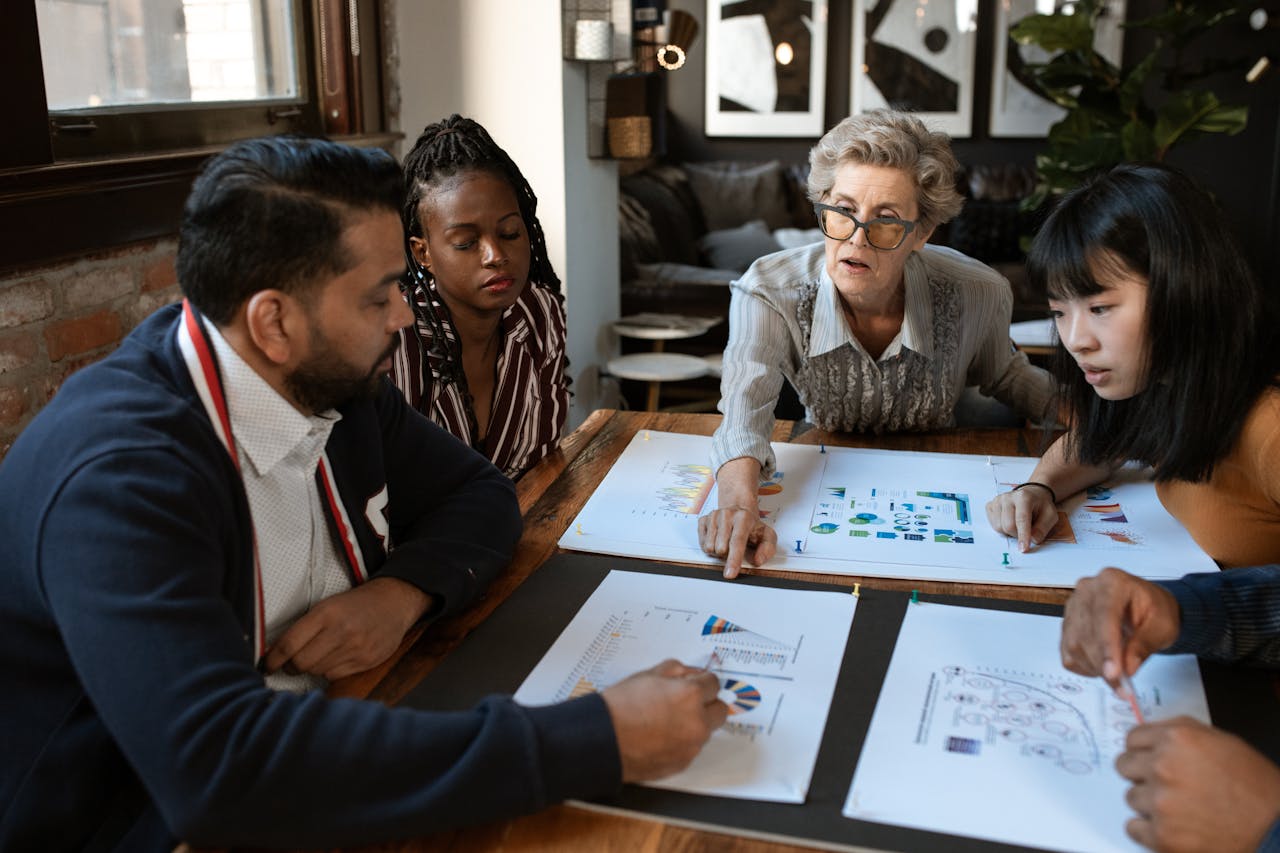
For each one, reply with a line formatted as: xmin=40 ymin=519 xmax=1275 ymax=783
xmin=849 ymin=0 xmax=977 ymax=137
xmin=989 ymin=0 xmax=1126 ymax=137
xmin=704 ymin=0 xmax=829 ymax=137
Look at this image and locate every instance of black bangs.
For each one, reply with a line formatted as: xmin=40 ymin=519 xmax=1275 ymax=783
xmin=1034 ymin=162 xmax=1279 ymax=484
xmin=1028 ymin=195 xmax=1108 ymax=303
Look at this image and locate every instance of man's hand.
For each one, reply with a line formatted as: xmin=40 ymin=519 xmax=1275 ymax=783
xmin=1117 ymin=717 xmax=1280 ymax=852
xmin=985 ymin=485 xmax=1059 ymax=553
xmin=699 ymin=505 xmax=777 ymax=580
xmin=1060 ymin=567 xmax=1180 ymax=691
xmin=602 ymin=659 xmax=729 ymax=782
xmin=263 ymin=576 xmax=432 ymax=681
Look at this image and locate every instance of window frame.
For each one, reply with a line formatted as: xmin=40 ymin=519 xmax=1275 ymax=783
xmin=1 ymin=0 xmax=394 ymax=275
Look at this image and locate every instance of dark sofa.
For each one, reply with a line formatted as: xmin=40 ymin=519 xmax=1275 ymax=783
xmin=617 ymin=159 xmax=1048 ymax=323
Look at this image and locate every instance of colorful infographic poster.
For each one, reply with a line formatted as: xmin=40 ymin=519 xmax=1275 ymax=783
xmin=844 ymin=603 xmax=1210 ymax=852
xmin=513 ymin=570 xmax=857 ymax=802
xmin=558 ymin=431 xmax=1215 ymax=587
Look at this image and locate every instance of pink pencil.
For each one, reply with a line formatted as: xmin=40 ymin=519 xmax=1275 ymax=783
xmin=1119 ymin=672 xmax=1146 ymax=724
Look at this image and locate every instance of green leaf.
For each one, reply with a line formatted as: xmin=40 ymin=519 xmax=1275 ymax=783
xmin=1193 ymin=104 xmax=1249 ymax=134
xmin=1118 ymin=50 xmax=1159 ymax=114
xmin=1031 ymin=56 xmax=1104 ymax=91
xmin=1019 ymin=189 xmax=1049 ymax=216
xmin=1154 ymin=90 xmax=1220 ymax=151
xmin=1011 ymin=13 xmax=1093 ymax=52
xmin=1121 ymin=120 xmax=1157 ymax=161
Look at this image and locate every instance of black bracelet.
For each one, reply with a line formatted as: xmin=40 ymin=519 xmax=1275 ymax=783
xmin=1012 ymin=481 xmax=1058 ymax=504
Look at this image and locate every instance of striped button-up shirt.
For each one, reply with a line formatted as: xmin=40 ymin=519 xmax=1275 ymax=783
xmin=712 ymin=242 xmax=1054 ymax=475
xmin=391 ymin=278 xmax=568 ymax=480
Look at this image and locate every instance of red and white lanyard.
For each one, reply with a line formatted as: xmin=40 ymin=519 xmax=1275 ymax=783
xmin=175 ymin=300 xmax=367 ymax=663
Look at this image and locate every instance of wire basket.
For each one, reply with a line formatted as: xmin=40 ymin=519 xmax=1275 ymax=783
xmin=607 ymin=116 xmax=652 ymax=160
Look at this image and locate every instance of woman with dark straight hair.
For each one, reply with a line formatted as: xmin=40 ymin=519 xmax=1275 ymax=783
xmin=987 ymin=162 xmax=1280 ymax=566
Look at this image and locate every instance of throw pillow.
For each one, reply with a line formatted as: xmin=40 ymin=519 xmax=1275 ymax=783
xmin=772 ymin=227 xmax=824 ymax=250
xmin=698 ymin=220 xmax=782 ymax=273
xmin=684 ymin=161 xmax=792 ymax=232
xmin=619 ymin=167 xmax=704 ymax=266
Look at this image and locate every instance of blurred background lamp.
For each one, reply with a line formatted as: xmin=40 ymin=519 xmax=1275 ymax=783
xmin=655 ymin=10 xmax=699 ymax=71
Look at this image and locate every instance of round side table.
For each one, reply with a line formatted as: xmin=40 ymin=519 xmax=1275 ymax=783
xmin=605 ymin=352 xmax=708 ymax=412
xmin=610 ymin=313 xmax=723 ymax=411
xmin=611 ymin=313 xmax=722 ymax=352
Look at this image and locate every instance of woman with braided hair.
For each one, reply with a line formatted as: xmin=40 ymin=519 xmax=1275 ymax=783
xmin=391 ymin=115 xmax=569 ymax=479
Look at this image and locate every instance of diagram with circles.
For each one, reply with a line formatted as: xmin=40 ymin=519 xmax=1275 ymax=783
xmin=846 ymin=603 xmax=1211 ymax=853
xmin=559 ymin=431 xmax=1215 ymax=587
xmin=515 ymin=570 xmax=855 ymax=802
xmin=934 ymin=664 xmax=1146 ymax=775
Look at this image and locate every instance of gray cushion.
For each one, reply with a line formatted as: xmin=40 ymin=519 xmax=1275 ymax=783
xmin=684 ymin=161 xmax=792 ymax=231
xmin=619 ymin=165 xmax=705 ymax=266
xmin=697 ymin=220 xmax=782 ymax=273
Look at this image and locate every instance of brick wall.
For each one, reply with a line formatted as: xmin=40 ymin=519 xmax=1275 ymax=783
xmin=0 ymin=239 xmax=182 ymax=461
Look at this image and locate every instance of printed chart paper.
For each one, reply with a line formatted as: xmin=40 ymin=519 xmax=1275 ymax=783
xmin=558 ymin=431 xmax=1216 ymax=587
xmin=513 ymin=570 xmax=856 ymax=802
xmin=843 ymin=603 xmax=1211 ymax=852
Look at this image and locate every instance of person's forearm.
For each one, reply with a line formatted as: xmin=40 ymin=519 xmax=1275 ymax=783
xmin=715 ymin=457 xmax=763 ymax=509
xmin=1161 ymin=566 xmax=1280 ymax=666
xmin=1026 ymin=434 xmax=1114 ymax=502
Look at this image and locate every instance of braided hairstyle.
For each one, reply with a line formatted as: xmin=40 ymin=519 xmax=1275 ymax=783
xmin=402 ymin=114 xmax=560 ymax=293
xmin=399 ymin=114 xmax=565 ymax=414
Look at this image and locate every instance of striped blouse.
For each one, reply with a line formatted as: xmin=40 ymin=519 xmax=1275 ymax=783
xmin=390 ymin=276 xmax=569 ymax=480
xmin=712 ymin=242 xmax=1055 ymax=475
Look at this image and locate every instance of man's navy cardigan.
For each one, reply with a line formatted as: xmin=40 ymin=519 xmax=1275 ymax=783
xmin=0 ymin=304 xmax=620 ymax=851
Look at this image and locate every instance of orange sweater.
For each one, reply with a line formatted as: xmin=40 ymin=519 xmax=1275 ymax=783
xmin=1157 ymin=388 xmax=1280 ymax=568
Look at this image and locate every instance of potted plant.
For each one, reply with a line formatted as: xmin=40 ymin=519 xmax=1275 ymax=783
xmin=1010 ymin=0 xmax=1251 ymax=209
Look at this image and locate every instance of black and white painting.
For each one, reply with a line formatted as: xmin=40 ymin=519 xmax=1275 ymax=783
xmin=989 ymin=0 xmax=1126 ymax=137
xmin=705 ymin=0 xmax=828 ymax=137
xmin=850 ymin=0 xmax=977 ymax=137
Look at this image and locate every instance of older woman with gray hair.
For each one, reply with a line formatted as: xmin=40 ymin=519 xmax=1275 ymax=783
xmin=699 ymin=109 xmax=1054 ymax=578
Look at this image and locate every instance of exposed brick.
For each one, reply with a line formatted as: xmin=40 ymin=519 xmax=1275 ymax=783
xmin=44 ymin=309 xmax=123 ymax=362
xmin=0 ymin=280 xmax=55 ymax=329
xmin=126 ymin=286 xmax=182 ymax=331
xmin=0 ymin=384 xmax=29 ymax=427
xmin=142 ymin=255 xmax=178 ymax=293
xmin=0 ymin=331 xmax=39 ymax=375
xmin=64 ymin=267 xmax=135 ymax=312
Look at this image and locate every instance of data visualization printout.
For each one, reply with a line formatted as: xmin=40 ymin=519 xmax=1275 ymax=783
xmin=513 ymin=570 xmax=857 ymax=802
xmin=558 ymin=431 xmax=1215 ymax=587
xmin=843 ymin=603 xmax=1210 ymax=852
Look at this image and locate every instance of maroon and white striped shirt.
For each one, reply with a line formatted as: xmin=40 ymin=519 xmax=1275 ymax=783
xmin=390 ymin=278 xmax=568 ymax=480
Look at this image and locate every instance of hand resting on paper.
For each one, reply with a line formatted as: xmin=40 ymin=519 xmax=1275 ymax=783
xmin=602 ymin=659 xmax=729 ymax=782
xmin=985 ymin=483 xmax=1059 ymax=553
xmin=1117 ymin=716 xmax=1280 ymax=852
xmin=985 ymin=437 xmax=1117 ymax=553
xmin=1059 ymin=568 xmax=1181 ymax=693
xmin=699 ymin=457 xmax=778 ymax=579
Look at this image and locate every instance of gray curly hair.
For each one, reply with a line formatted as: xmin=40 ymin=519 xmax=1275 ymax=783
xmin=807 ymin=109 xmax=964 ymax=232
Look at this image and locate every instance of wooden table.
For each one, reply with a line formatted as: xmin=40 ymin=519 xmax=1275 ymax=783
xmin=311 ymin=410 xmax=1068 ymax=853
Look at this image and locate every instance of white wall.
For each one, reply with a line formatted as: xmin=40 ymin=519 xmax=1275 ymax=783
xmin=393 ymin=0 xmax=620 ymax=428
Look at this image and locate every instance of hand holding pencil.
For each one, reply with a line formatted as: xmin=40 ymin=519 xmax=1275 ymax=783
xmin=1059 ymin=567 xmax=1182 ymax=701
